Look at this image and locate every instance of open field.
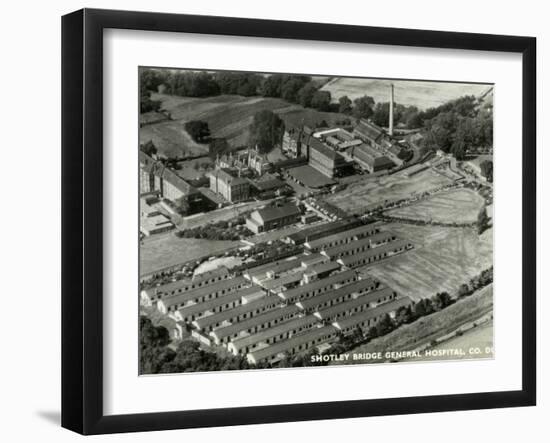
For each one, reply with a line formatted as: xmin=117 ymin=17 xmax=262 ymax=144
xmin=405 ymin=319 xmax=494 ymax=362
xmin=140 ymin=233 xmax=241 ymax=276
xmin=142 ymin=94 xmax=350 ymax=154
xmin=337 ymin=284 xmax=493 ymax=365
xmin=325 ymin=168 xmax=452 ymax=214
xmin=363 ymin=223 xmax=492 ymax=300
xmin=321 ymin=78 xmax=492 ymax=110
xmin=140 ymin=119 xmax=209 ymax=158
xmin=385 ymin=188 xmax=485 ymax=224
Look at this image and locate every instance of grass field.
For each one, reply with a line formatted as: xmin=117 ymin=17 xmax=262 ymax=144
xmin=321 ymin=78 xmax=492 ymax=110
xmin=409 ymin=319 xmax=494 ymax=362
xmin=140 ymin=119 xmax=209 ymax=158
xmin=385 ymin=188 xmax=485 ymax=224
xmin=141 ymin=93 xmax=350 ymax=156
xmin=325 ymin=168 xmax=452 ymax=214
xmin=140 ymin=233 xmax=241 ymax=276
xmin=363 ymin=223 xmax=493 ymax=300
xmin=338 ymin=284 xmax=493 ymax=365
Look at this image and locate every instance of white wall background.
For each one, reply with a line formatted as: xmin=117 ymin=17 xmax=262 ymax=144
xmin=0 ymin=0 xmax=545 ymax=441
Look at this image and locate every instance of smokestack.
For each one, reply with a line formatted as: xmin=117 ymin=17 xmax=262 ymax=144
xmin=389 ymin=83 xmax=394 ymax=136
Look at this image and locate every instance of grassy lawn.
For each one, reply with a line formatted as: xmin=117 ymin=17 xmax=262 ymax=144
xmin=384 ymin=188 xmax=485 ymax=224
xmin=139 ymin=119 xmax=209 ymax=158
xmin=364 ymin=223 xmax=492 ymax=300
xmin=339 ymin=284 xmax=493 ymax=365
xmin=145 ymin=93 xmax=352 ymax=153
xmin=325 ymin=168 xmax=452 ymax=214
xmin=321 ymin=78 xmax=491 ymax=110
xmin=140 ymin=233 xmax=241 ymax=276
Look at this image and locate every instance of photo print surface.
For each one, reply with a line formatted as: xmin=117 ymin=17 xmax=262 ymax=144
xmin=138 ymin=67 xmax=494 ymax=374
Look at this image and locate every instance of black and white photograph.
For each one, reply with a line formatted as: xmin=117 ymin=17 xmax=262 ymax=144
xmin=138 ymin=68 xmax=494 ymax=374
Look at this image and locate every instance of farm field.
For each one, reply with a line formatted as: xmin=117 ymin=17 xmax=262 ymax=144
xmin=324 ymin=168 xmax=452 ymax=214
xmin=142 ymin=93 xmax=350 ymax=156
xmin=321 ymin=78 xmax=492 ymax=110
xmin=384 ymin=188 xmax=485 ymax=224
xmin=364 ymin=223 xmax=493 ymax=300
xmin=140 ymin=233 xmax=241 ymax=276
xmin=337 ymin=284 xmax=493 ymax=365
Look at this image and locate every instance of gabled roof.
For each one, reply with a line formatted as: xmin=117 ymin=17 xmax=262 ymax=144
xmin=247 ymin=325 xmax=338 ymax=362
xmin=210 ymin=168 xmax=249 ymax=187
xmin=308 ymin=137 xmax=341 ymax=161
xmin=278 ymin=269 xmax=358 ymax=302
xmin=354 ymin=119 xmax=384 ymax=141
xmin=211 ymin=305 xmax=302 ymax=343
xmin=162 ymin=167 xmax=197 ymax=194
xmin=297 ymin=277 xmax=377 ymax=311
xmin=334 ymin=297 xmax=413 ymax=330
xmin=315 ymin=287 xmax=396 ymax=320
xmin=352 ymin=144 xmax=394 ymax=169
xmin=255 ymin=203 xmax=301 ymax=224
xmin=230 ymin=314 xmax=320 ymax=353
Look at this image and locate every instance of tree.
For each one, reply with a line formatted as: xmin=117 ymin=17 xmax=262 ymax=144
xmin=477 ymin=207 xmax=490 ymax=235
xmin=281 ymin=78 xmax=306 ymax=103
xmin=338 ymin=95 xmax=353 ymax=114
xmin=174 ymin=196 xmax=191 ymax=216
xmin=260 ymin=74 xmax=285 ymax=97
xmin=395 ymin=305 xmax=414 ymax=325
xmin=352 ymin=95 xmax=375 ymax=120
xmin=209 ymin=137 xmax=230 ymax=159
xmin=140 ymin=88 xmax=162 ymax=114
xmin=458 ymin=283 xmax=470 ymax=298
xmin=140 ymin=140 xmax=157 ymax=156
xmin=433 ymin=292 xmax=453 ymax=311
xmin=185 ymin=120 xmax=211 ymax=143
xmin=297 ymin=83 xmax=318 ymax=108
xmin=480 ymin=160 xmax=493 ymax=182
xmin=376 ymin=314 xmax=396 ymax=336
xmin=139 ymin=317 xmax=176 ymax=374
xmin=310 ymin=90 xmax=332 ymax=111
xmin=372 ymin=102 xmax=391 ymax=127
xmin=414 ymin=298 xmax=434 ymax=318
xmin=248 ymin=110 xmax=285 ymax=153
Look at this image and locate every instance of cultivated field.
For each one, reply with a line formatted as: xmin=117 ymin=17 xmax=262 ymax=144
xmin=321 ymin=78 xmax=492 ymax=110
xmin=364 ymin=223 xmax=493 ymax=300
xmin=141 ymin=93 xmax=350 ymax=155
xmin=338 ymin=284 xmax=493 ymax=365
xmin=140 ymin=233 xmax=241 ymax=276
xmin=325 ymin=168 xmax=452 ymax=214
xmin=385 ymin=188 xmax=485 ymax=224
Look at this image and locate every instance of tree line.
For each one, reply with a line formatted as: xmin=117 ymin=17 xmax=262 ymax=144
xmin=418 ymin=96 xmax=493 ymax=160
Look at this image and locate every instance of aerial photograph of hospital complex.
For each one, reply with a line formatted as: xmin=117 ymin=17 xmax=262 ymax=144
xmin=138 ymin=68 xmax=494 ymax=374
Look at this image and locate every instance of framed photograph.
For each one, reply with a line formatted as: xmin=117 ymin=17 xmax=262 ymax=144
xmin=62 ymin=8 xmax=536 ymax=435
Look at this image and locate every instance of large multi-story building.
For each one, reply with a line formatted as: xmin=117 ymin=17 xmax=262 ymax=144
xmin=351 ymin=143 xmax=395 ymax=173
xmin=208 ymin=168 xmax=250 ymax=203
xmin=282 ymin=125 xmax=312 ymax=158
xmin=308 ymin=138 xmax=349 ymax=178
xmin=139 ymin=151 xmax=202 ymax=205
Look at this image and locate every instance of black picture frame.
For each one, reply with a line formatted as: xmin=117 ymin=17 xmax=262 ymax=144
xmin=61 ymin=8 xmax=537 ymax=435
